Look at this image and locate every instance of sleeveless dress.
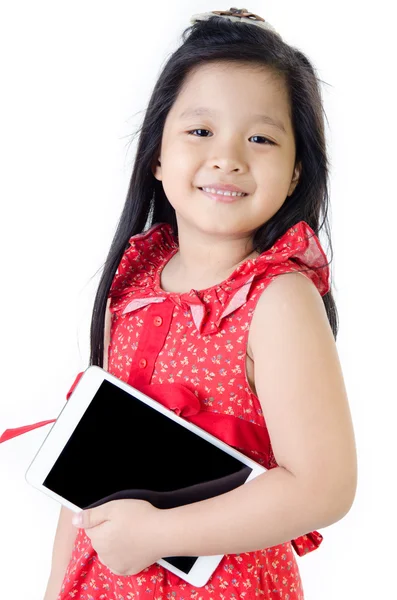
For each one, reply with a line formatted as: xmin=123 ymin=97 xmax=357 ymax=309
xmin=1 ymin=220 xmax=330 ymax=599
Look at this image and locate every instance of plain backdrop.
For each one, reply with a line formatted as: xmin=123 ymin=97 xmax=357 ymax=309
xmin=0 ymin=1 xmax=395 ymax=598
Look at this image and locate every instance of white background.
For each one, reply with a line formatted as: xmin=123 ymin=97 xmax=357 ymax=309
xmin=0 ymin=1 xmax=395 ymax=598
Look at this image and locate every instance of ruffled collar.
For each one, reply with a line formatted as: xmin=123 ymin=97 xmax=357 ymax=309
xmin=109 ymin=221 xmax=330 ymax=335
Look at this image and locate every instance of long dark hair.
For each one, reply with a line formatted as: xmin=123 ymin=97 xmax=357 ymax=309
xmin=89 ymin=15 xmax=338 ymax=367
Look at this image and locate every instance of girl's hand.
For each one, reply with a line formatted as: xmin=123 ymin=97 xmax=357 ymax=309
xmin=72 ymin=499 xmax=165 ymax=576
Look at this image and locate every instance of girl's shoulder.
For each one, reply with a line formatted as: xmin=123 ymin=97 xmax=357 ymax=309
xmin=108 ymin=222 xmax=177 ymax=298
xmin=245 ymin=220 xmax=330 ymax=299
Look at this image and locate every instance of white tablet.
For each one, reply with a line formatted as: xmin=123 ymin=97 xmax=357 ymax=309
xmin=25 ymin=365 xmax=267 ymax=587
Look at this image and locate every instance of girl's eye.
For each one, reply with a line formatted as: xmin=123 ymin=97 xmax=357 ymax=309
xmin=187 ymin=129 xmax=275 ymax=145
xmin=250 ymin=135 xmax=276 ymax=146
xmin=188 ymin=129 xmax=211 ymax=137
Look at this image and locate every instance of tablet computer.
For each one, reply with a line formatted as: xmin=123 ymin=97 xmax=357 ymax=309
xmin=25 ymin=365 xmax=267 ymax=587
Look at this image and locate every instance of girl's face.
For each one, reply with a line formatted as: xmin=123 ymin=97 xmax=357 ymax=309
xmin=153 ymin=62 xmax=301 ymax=238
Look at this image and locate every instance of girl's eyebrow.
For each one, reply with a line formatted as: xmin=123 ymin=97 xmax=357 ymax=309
xmin=178 ymin=106 xmax=287 ymax=134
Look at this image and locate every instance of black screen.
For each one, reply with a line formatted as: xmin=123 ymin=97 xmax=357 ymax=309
xmin=43 ymin=379 xmax=252 ymax=574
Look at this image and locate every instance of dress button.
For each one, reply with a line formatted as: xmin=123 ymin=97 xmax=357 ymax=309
xmin=139 ymin=358 xmax=147 ymax=369
xmin=154 ymin=316 xmax=163 ymax=327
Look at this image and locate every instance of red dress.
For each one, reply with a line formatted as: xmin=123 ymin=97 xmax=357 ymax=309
xmin=1 ymin=220 xmax=330 ymax=599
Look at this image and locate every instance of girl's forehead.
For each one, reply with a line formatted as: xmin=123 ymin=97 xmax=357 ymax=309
xmin=182 ymin=61 xmax=281 ymax=88
xmin=167 ymin=64 xmax=290 ymax=128
xmin=174 ymin=63 xmax=287 ymax=108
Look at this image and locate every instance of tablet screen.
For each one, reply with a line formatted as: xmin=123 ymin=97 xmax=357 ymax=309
xmin=43 ymin=379 xmax=252 ymax=574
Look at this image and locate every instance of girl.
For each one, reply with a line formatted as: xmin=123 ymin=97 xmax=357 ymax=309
xmin=1 ymin=7 xmax=357 ymax=599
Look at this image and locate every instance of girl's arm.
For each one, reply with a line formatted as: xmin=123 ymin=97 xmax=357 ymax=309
xmin=158 ymin=272 xmax=357 ymax=557
xmin=43 ymin=298 xmax=112 ymax=599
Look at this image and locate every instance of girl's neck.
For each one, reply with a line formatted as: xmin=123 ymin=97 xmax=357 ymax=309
xmin=161 ymin=227 xmax=259 ymax=293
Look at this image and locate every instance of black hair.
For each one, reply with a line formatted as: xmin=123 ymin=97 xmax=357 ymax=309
xmin=89 ymin=15 xmax=338 ymax=367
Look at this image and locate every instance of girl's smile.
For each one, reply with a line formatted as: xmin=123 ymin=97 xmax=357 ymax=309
xmin=198 ymin=186 xmax=249 ymax=203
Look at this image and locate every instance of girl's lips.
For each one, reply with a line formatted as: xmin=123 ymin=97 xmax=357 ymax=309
xmin=198 ymin=187 xmax=248 ymax=203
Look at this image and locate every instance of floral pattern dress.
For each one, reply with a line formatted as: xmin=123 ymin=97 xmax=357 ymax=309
xmin=1 ymin=220 xmax=330 ymax=599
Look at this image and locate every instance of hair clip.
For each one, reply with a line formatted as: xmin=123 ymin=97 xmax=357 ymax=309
xmin=190 ymin=7 xmax=282 ymax=37
xmin=212 ymin=7 xmax=265 ymax=22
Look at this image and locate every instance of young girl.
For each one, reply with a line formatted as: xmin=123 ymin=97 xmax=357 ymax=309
xmin=1 ymin=8 xmax=357 ymax=599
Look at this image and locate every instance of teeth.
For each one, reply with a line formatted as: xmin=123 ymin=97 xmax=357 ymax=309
xmin=201 ymin=187 xmax=246 ymax=197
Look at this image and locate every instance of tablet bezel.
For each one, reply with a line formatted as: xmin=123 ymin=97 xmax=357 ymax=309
xmin=25 ymin=365 xmax=267 ymax=587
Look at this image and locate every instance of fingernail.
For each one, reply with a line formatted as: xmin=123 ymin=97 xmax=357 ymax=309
xmin=72 ymin=512 xmax=83 ymax=527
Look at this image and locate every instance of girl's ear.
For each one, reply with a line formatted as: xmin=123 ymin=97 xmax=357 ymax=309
xmin=287 ymin=161 xmax=301 ymax=197
xmin=152 ymin=156 xmax=162 ymax=181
